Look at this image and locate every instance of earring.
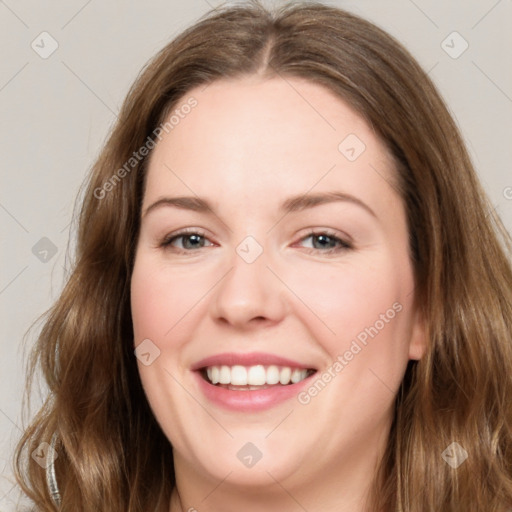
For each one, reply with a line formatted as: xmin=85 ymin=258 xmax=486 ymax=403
xmin=45 ymin=432 xmax=61 ymax=507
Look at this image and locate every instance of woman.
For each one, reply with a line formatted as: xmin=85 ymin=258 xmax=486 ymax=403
xmin=15 ymin=1 xmax=512 ymax=511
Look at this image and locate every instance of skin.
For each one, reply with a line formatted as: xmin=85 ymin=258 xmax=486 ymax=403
xmin=130 ymin=75 xmax=426 ymax=512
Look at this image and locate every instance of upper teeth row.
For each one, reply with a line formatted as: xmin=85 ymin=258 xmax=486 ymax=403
xmin=206 ymin=365 xmax=310 ymax=386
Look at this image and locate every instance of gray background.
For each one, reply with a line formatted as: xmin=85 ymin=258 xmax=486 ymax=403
xmin=1 ymin=0 xmax=511 ymax=509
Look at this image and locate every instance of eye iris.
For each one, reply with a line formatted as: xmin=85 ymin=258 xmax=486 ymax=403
xmin=183 ymin=234 xmax=204 ymax=249
xmin=313 ymin=234 xmax=337 ymax=249
xmin=171 ymin=233 xmax=343 ymax=251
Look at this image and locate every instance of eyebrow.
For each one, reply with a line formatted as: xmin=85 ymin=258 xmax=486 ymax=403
xmin=142 ymin=191 xmax=377 ymax=219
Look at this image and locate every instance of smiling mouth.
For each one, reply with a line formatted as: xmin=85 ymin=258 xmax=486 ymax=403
xmin=200 ymin=364 xmax=317 ymax=390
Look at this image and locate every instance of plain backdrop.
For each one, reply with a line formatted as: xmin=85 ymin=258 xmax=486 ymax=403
xmin=1 ymin=0 xmax=511 ymax=509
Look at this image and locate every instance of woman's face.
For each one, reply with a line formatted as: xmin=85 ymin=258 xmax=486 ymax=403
xmin=131 ymin=76 xmax=425 ymax=492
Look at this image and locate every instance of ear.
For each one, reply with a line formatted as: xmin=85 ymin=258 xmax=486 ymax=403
xmin=408 ymin=304 xmax=427 ymax=360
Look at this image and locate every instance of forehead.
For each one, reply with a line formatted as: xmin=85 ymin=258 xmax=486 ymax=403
xmin=143 ymin=76 xmax=399 ymax=215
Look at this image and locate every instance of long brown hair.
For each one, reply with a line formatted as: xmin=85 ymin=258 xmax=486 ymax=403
xmin=14 ymin=1 xmax=512 ymax=510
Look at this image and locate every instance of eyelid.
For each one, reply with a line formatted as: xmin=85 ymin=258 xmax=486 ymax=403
xmin=296 ymin=227 xmax=352 ymax=244
xmin=293 ymin=228 xmax=353 ymax=252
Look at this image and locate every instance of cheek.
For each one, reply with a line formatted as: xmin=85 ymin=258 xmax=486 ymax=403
xmin=130 ymin=257 xmax=200 ymax=343
xmin=283 ymin=254 xmax=414 ymax=387
xmin=286 ymin=260 xmax=414 ymax=438
xmin=288 ymin=256 xmax=408 ymax=334
xmin=131 ymin=269 xmax=164 ymax=343
xmin=130 ymin=257 xmax=205 ymax=440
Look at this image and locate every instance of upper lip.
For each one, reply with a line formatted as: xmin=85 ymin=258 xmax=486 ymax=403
xmin=191 ymin=352 xmax=317 ymax=371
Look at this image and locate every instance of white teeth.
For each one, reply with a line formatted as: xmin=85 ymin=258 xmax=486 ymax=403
xmin=231 ymin=365 xmax=247 ymax=385
xmin=203 ymin=364 xmax=312 ymax=386
xmin=266 ymin=365 xmax=280 ymax=385
xmin=219 ymin=365 xmax=231 ymax=384
xmin=248 ymin=365 xmax=266 ymax=385
xmin=291 ymin=368 xmax=305 ymax=384
xmin=279 ymin=367 xmax=292 ymax=385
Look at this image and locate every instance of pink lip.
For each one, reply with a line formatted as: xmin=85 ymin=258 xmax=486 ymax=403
xmin=190 ymin=352 xmax=317 ymax=412
xmin=191 ymin=352 xmax=315 ymax=371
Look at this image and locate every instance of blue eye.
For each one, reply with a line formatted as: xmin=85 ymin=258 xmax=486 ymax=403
xmin=161 ymin=230 xmax=212 ymax=251
xmin=160 ymin=229 xmax=352 ymax=255
xmin=298 ymin=231 xmax=352 ymax=253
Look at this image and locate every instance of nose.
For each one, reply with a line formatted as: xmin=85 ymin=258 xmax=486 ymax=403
xmin=209 ymin=238 xmax=288 ymax=329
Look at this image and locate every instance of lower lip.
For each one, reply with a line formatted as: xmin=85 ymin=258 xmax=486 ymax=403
xmin=193 ymin=371 xmax=315 ymax=412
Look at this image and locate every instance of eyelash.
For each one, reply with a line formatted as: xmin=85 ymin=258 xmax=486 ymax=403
xmin=159 ymin=228 xmax=352 ymax=255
